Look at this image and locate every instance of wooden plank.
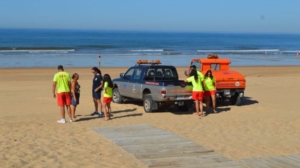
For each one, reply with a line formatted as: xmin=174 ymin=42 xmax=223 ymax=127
xmin=144 ymin=154 xmax=242 ymax=168
xmin=285 ymin=155 xmax=300 ymax=164
xmin=92 ymin=124 xmax=243 ymax=168
xmin=269 ymin=156 xmax=300 ymax=167
xmin=239 ymin=159 xmax=274 ymax=168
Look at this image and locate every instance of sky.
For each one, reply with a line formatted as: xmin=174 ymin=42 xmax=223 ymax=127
xmin=0 ymin=0 xmax=300 ymax=33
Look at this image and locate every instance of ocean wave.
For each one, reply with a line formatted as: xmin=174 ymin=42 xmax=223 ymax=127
xmin=130 ymin=49 xmax=164 ymax=52
xmin=0 ymin=49 xmax=75 ymax=53
xmin=197 ymin=49 xmax=280 ymax=53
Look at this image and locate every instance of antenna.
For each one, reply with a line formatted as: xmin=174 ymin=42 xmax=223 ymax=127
xmin=98 ymin=54 xmax=101 ymax=68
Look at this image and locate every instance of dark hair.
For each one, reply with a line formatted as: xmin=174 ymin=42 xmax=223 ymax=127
xmin=205 ymin=70 xmax=214 ymax=79
xmin=92 ymin=67 xmax=101 ymax=75
xmin=57 ymin=65 xmax=64 ymax=70
xmin=103 ymin=74 xmax=113 ymax=88
xmin=190 ymin=69 xmax=198 ymax=82
xmin=191 ymin=65 xmax=196 ymax=69
xmin=72 ymin=73 xmax=79 ymax=79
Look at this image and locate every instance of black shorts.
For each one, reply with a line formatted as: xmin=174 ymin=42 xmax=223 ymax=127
xmin=93 ymin=91 xmax=101 ymax=99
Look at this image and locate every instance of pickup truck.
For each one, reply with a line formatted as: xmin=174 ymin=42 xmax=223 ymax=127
xmin=112 ymin=60 xmax=193 ymax=112
xmin=185 ymin=55 xmax=246 ymax=106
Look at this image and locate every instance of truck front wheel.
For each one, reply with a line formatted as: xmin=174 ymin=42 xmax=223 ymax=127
xmin=112 ymin=88 xmax=124 ymax=104
xmin=143 ymin=95 xmax=158 ymax=113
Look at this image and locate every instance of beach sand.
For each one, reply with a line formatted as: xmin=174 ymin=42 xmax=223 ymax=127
xmin=0 ymin=66 xmax=300 ymax=167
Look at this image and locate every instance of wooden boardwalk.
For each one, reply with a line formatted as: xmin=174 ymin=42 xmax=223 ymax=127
xmin=93 ymin=124 xmax=242 ymax=168
xmin=239 ymin=155 xmax=300 ymax=168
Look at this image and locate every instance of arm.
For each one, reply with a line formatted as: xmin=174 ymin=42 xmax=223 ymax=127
xmin=52 ymin=82 xmax=56 ymax=98
xmin=71 ymin=81 xmax=77 ymax=102
xmin=94 ymin=80 xmax=103 ymax=92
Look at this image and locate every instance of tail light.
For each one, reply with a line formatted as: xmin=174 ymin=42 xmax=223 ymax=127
xmin=161 ymin=89 xmax=166 ymax=98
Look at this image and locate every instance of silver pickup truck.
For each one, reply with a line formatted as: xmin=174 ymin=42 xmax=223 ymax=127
xmin=112 ymin=61 xmax=193 ymax=112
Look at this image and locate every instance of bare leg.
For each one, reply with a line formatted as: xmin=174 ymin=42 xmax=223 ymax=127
xmin=194 ymin=100 xmax=200 ymax=117
xmin=93 ymin=99 xmax=98 ymax=112
xmin=211 ymin=95 xmax=217 ymax=113
xmin=96 ymin=99 xmax=102 ymax=114
xmin=60 ymin=106 xmax=65 ymax=119
xmin=205 ymin=97 xmax=210 ymax=113
xmin=66 ymin=105 xmax=72 ymax=119
xmin=199 ymin=101 xmax=204 ymax=117
xmin=71 ymin=105 xmax=77 ymax=119
xmin=103 ymin=102 xmax=109 ymax=121
xmin=107 ymin=103 xmax=112 ymax=118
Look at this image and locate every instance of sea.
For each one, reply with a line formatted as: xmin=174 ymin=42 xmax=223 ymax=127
xmin=0 ymin=28 xmax=300 ymax=68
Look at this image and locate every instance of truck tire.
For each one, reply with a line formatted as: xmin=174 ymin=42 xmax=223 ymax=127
xmin=112 ymin=88 xmax=124 ymax=104
xmin=231 ymin=93 xmax=243 ymax=106
xmin=143 ymin=95 xmax=158 ymax=113
xmin=177 ymin=104 xmax=189 ymax=112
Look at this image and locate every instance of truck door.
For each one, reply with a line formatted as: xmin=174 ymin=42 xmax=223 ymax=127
xmin=119 ymin=68 xmax=135 ymax=97
xmin=130 ymin=67 xmax=144 ymax=99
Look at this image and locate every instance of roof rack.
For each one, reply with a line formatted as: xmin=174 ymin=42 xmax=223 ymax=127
xmin=207 ymin=54 xmax=219 ymax=59
xmin=137 ymin=59 xmax=161 ymax=65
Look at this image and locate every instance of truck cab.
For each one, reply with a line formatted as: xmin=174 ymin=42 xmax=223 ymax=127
xmin=186 ymin=55 xmax=246 ymax=105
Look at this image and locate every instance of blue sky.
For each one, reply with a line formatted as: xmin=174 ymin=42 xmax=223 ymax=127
xmin=0 ymin=0 xmax=299 ymax=33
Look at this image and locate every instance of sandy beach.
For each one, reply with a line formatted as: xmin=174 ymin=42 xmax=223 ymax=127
xmin=0 ymin=66 xmax=300 ymax=167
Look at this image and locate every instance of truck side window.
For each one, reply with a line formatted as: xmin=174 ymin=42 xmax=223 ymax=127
xmin=124 ymin=68 xmax=135 ymax=80
xmin=133 ymin=68 xmax=143 ymax=80
xmin=211 ymin=64 xmax=220 ymax=70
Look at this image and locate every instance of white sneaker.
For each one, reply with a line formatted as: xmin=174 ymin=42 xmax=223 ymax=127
xmin=57 ymin=119 xmax=66 ymax=123
xmin=69 ymin=118 xmax=73 ymax=123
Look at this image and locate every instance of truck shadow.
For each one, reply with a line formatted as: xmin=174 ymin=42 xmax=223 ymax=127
xmin=216 ymin=96 xmax=259 ymax=107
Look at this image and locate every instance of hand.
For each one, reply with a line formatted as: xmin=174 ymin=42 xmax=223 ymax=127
xmin=53 ymin=93 xmax=56 ymax=98
xmin=74 ymin=98 xmax=77 ymax=102
xmin=94 ymin=88 xmax=98 ymax=92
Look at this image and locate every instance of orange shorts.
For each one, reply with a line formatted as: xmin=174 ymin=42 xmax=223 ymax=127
xmin=103 ymin=97 xmax=112 ymax=103
xmin=57 ymin=92 xmax=71 ymax=106
xmin=192 ymin=91 xmax=203 ymax=101
xmin=204 ymin=90 xmax=216 ymax=97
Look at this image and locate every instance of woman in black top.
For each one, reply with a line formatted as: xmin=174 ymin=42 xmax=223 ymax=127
xmin=91 ymin=67 xmax=103 ymax=117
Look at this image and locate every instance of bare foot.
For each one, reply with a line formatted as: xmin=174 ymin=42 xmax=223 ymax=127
xmin=104 ymin=117 xmax=109 ymax=121
xmin=201 ymin=112 xmax=205 ymax=117
xmin=193 ymin=112 xmax=200 ymax=117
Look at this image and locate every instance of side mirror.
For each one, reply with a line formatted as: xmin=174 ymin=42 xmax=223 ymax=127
xmin=120 ymin=73 xmax=124 ymax=78
xmin=184 ymin=70 xmax=188 ymax=77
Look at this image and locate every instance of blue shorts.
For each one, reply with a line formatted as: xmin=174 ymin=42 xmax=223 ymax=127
xmin=71 ymin=93 xmax=80 ymax=106
xmin=93 ymin=91 xmax=101 ymax=99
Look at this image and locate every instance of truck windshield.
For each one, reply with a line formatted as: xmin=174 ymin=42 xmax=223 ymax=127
xmin=145 ymin=67 xmax=178 ymax=81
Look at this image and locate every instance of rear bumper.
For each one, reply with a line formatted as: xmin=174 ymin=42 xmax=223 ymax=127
xmin=154 ymin=95 xmax=193 ymax=102
xmin=216 ymin=89 xmax=244 ymax=98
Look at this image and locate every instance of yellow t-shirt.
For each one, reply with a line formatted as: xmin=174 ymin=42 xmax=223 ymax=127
xmin=204 ymin=76 xmax=216 ymax=91
xmin=197 ymin=71 xmax=204 ymax=79
xmin=53 ymin=71 xmax=71 ymax=93
xmin=104 ymin=82 xmax=113 ymax=98
xmin=187 ymin=76 xmax=203 ymax=91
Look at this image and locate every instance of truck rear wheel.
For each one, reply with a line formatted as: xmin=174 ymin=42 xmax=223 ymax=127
xmin=231 ymin=93 xmax=243 ymax=106
xmin=143 ymin=95 xmax=158 ymax=113
xmin=177 ymin=103 xmax=189 ymax=112
xmin=112 ymin=88 xmax=124 ymax=104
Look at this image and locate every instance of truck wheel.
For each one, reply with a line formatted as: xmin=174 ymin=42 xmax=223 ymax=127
xmin=231 ymin=93 xmax=243 ymax=106
xmin=177 ymin=104 xmax=189 ymax=112
xmin=112 ymin=88 xmax=124 ymax=104
xmin=143 ymin=95 xmax=158 ymax=113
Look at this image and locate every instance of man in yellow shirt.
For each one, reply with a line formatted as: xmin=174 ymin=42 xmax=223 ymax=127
xmin=52 ymin=65 xmax=72 ymax=123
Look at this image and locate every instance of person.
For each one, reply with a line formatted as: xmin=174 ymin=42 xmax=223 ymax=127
xmin=52 ymin=65 xmax=72 ymax=123
xmin=102 ymin=74 xmax=113 ymax=121
xmin=185 ymin=69 xmax=204 ymax=118
xmin=203 ymin=70 xmax=217 ymax=113
xmin=70 ymin=73 xmax=80 ymax=121
xmin=91 ymin=67 xmax=104 ymax=118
